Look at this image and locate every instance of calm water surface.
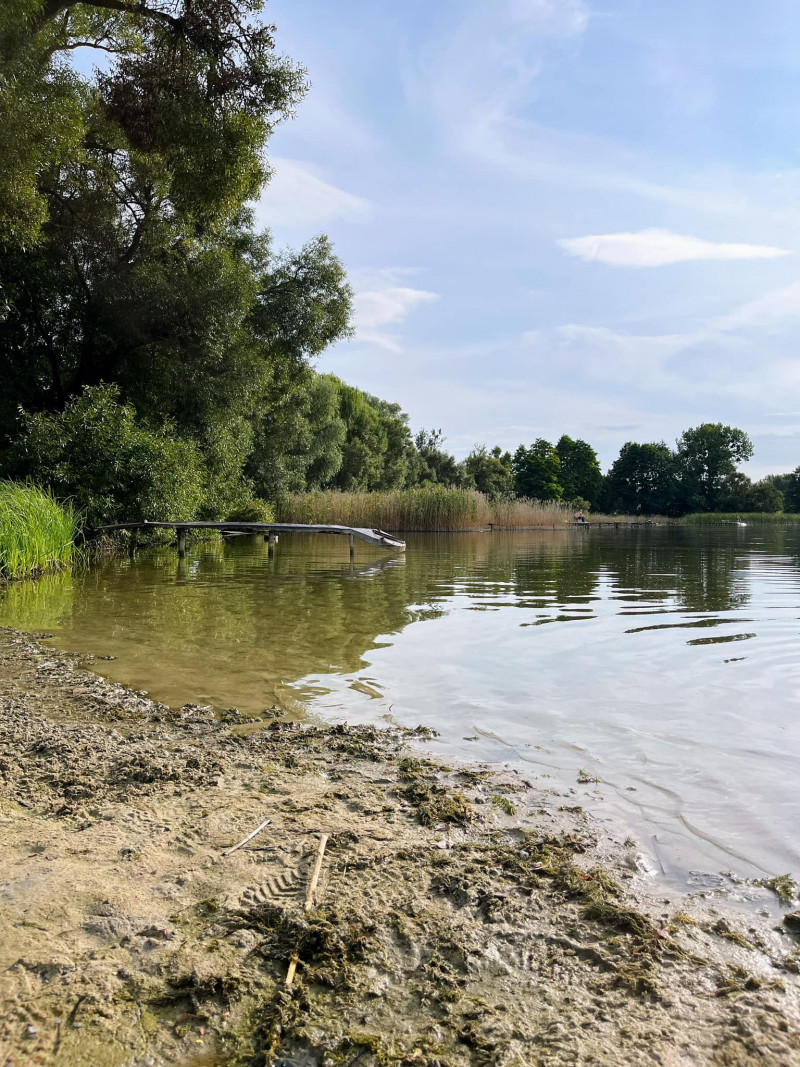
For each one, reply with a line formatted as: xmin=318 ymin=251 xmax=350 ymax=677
xmin=2 ymin=527 xmax=799 ymax=885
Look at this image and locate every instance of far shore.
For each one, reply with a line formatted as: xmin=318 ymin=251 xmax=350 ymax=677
xmin=1 ymin=627 xmax=799 ymax=1066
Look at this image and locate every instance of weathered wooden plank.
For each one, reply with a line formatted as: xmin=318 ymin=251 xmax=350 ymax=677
xmin=90 ymin=520 xmax=406 ymax=550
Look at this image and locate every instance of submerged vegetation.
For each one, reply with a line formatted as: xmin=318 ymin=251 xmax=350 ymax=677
xmin=0 ymin=482 xmax=76 ymax=580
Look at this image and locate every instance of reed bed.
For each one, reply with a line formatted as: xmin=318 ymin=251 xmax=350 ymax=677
xmin=0 ymin=482 xmax=77 ymax=580
xmin=276 ymin=489 xmax=574 ymax=531
xmin=682 ymin=512 xmax=800 ymax=525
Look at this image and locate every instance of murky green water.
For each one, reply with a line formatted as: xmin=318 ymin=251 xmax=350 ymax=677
xmin=2 ymin=527 xmax=799 ymax=884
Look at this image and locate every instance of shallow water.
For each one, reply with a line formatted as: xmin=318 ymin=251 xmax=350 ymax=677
xmin=2 ymin=526 xmax=799 ymax=884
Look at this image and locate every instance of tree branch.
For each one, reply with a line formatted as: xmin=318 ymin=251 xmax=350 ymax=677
xmin=36 ymin=0 xmax=182 ymax=36
xmin=58 ymin=40 xmax=129 ymax=54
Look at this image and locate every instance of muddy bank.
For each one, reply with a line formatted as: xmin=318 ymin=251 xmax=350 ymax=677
xmin=1 ymin=628 xmax=799 ymax=1067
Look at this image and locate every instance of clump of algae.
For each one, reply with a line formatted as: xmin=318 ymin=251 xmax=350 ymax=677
xmin=755 ymin=874 xmax=798 ymax=906
xmin=397 ymin=757 xmax=473 ymax=827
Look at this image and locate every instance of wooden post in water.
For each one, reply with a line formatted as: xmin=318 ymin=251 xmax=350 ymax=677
xmin=268 ymin=532 xmax=276 ymax=558
xmin=177 ymin=527 xmax=187 ymax=559
xmin=349 ymin=532 xmax=355 ymax=559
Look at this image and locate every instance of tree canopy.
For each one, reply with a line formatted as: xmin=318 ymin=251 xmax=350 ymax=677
xmin=512 ymin=439 xmax=562 ymax=500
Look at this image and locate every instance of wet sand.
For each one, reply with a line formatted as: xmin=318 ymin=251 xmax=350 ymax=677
xmin=1 ymin=627 xmax=799 ymax=1066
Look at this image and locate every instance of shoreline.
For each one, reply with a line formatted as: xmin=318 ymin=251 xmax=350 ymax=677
xmin=1 ymin=627 xmax=800 ymax=1065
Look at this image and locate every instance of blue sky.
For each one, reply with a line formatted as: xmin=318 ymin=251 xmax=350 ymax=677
xmin=254 ymin=0 xmax=800 ymax=474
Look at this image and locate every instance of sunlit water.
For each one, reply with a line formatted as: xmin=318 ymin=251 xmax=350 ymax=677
xmin=2 ymin=527 xmax=799 ymax=886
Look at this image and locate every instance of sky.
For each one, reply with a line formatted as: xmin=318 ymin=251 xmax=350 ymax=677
xmin=254 ymin=0 xmax=800 ymax=475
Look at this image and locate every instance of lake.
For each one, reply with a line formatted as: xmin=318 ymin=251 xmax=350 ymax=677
xmin=2 ymin=526 xmax=799 ymax=887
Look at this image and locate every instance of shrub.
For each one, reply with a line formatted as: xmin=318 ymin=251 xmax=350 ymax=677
xmin=225 ymin=498 xmax=275 ymax=523
xmin=0 ymin=481 xmax=76 ymax=579
xmin=8 ymin=385 xmax=206 ymax=527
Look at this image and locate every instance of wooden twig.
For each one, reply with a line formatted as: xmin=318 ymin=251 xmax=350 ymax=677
xmin=304 ymin=833 xmax=329 ymax=910
xmin=222 ymin=817 xmax=271 ymax=856
xmin=286 ymin=833 xmax=329 ymax=988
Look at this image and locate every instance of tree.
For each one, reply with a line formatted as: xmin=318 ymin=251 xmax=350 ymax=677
xmin=463 ymin=446 xmax=513 ymax=498
xmin=675 ymin=423 xmax=754 ymax=512
xmin=747 ymin=479 xmax=783 ymax=513
xmin=781 ymin=468 xmax=800 ymax=513
xmin=1 ymin=0 xmax=306 ymax=247
xmin=603 ymin=441 xmax=682 ymax=515
xmin=556 ymin=435 xmax=603 ymax=507
xmin=719 ymin=474 xmax=783 ymax=513
xmin=411 ymin=430 xmax=463 ymax=488
xmin=512 ymin=440 xmax=561 ymax=500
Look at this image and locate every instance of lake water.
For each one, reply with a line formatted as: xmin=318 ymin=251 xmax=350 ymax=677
xmin=2 ymin=526 xmax=799 ymax=887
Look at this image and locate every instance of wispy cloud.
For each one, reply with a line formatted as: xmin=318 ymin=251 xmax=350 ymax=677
xmin=558 ymin=229 xmax=791 ymax=267
xmin=353 ymin=283 xmax=439 ymax=352
xmin=509 ymin=0 xmax=590 ymax=37
xmin=254 ymin=158 xmax=371 ymax=228
xmin=522 ymin=278 xmax=800 ymax=406
xmin=717 ymin=280 xmax=800 ymax=330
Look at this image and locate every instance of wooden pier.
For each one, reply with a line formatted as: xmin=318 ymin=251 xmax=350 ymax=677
xmin=91 ymin=521 xmax=406 ymax=559
xmin=568 ymin=521 xmax=660 ymax=529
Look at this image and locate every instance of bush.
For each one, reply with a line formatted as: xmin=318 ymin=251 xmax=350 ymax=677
xmin=7 ymin=385 xmax=206 ymax=527
xmin=0 ymin=481 xmax=76 ymax=579
xmin=225 ymin=498 xmax=275 ymax=523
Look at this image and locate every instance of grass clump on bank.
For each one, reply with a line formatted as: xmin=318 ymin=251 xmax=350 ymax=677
xmin=682 ymin=512 xmax=800 ymax=525
xmin=0 ymin=482 xmax=77 ymax=580
xmin=276 ymin=488 xmax=573 ymax=531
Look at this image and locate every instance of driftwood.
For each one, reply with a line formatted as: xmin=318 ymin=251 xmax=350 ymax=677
xmin=286 ymin=833 xmax=329 ymax=988
xmin=222 ymin=817 xmax=272 ymax=856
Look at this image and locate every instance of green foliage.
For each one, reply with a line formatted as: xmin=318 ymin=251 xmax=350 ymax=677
xmin=224 ymin=498 xmax=274 ymax=523
xmin=0 ymin=481 xmax=76 ymax=579
xmin=6 ymin=385 xmax=205 ymax=526
xmin=775 ymin=468 xmax=800 ymax=513
xmin=412 ymin=429 xmax=463 ymax=488
xmin=718 ymin=474 xmax=783 ymax=514
xmin=1 ymin=0 xmax=307 ymax=247
xmin=462 ymin=445 xmax=513 ymax=498
xmin=676 ymin=423 xmax=754 ymax=512
xmin=512 ymin=439 xmax=562 ymax=500
xmin=325 ymin=383 xmax=416 ymax=491
xmin=603 ymin=441 xmax=682 ymax=516
xmin=556 ymin=435 xmax=603 ymax=507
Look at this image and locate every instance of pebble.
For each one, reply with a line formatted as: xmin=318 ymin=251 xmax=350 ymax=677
xmin=22 ymin=1024 xmax=37 ymax=1040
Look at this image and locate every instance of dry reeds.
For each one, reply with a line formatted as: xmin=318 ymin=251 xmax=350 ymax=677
xmin=275 ymin=489 xmax=573 ymax=531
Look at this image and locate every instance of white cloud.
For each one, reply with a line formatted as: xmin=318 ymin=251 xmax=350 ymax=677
xmin=353 ymin=286 xmax=439 ymax=352
xmin=558 ymin=228 xmax=791 ymax=267
xmin=253 ymin=158 xmax=371 ymax=228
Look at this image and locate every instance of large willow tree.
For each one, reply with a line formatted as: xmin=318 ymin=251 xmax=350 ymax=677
xmin=0 ymin=1 xmax=353 ymax=516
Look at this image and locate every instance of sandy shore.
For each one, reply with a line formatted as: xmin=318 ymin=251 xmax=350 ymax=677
xmin=1 ymin=626 xmax=799 ymax=1067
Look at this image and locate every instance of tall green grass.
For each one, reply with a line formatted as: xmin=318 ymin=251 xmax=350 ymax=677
xmin=276 ymin=489 xmax=574 ymax=531
xmin=0 ymin=482 xmax=77 ymax=580
xmin=682 ymin=512 xmax=800 ymax=525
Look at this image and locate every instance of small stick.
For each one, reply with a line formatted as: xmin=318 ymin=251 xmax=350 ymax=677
xmin=286 ymin=833 xmax=329 ymax=988
xmin=222 ymin=817 xmax=272 ymax=856
xmin=304 ymin=833 xmax=329 ymax=910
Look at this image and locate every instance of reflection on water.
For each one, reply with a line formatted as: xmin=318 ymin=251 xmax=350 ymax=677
xmin=2 ymin=527 xmax=799 ymax=885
